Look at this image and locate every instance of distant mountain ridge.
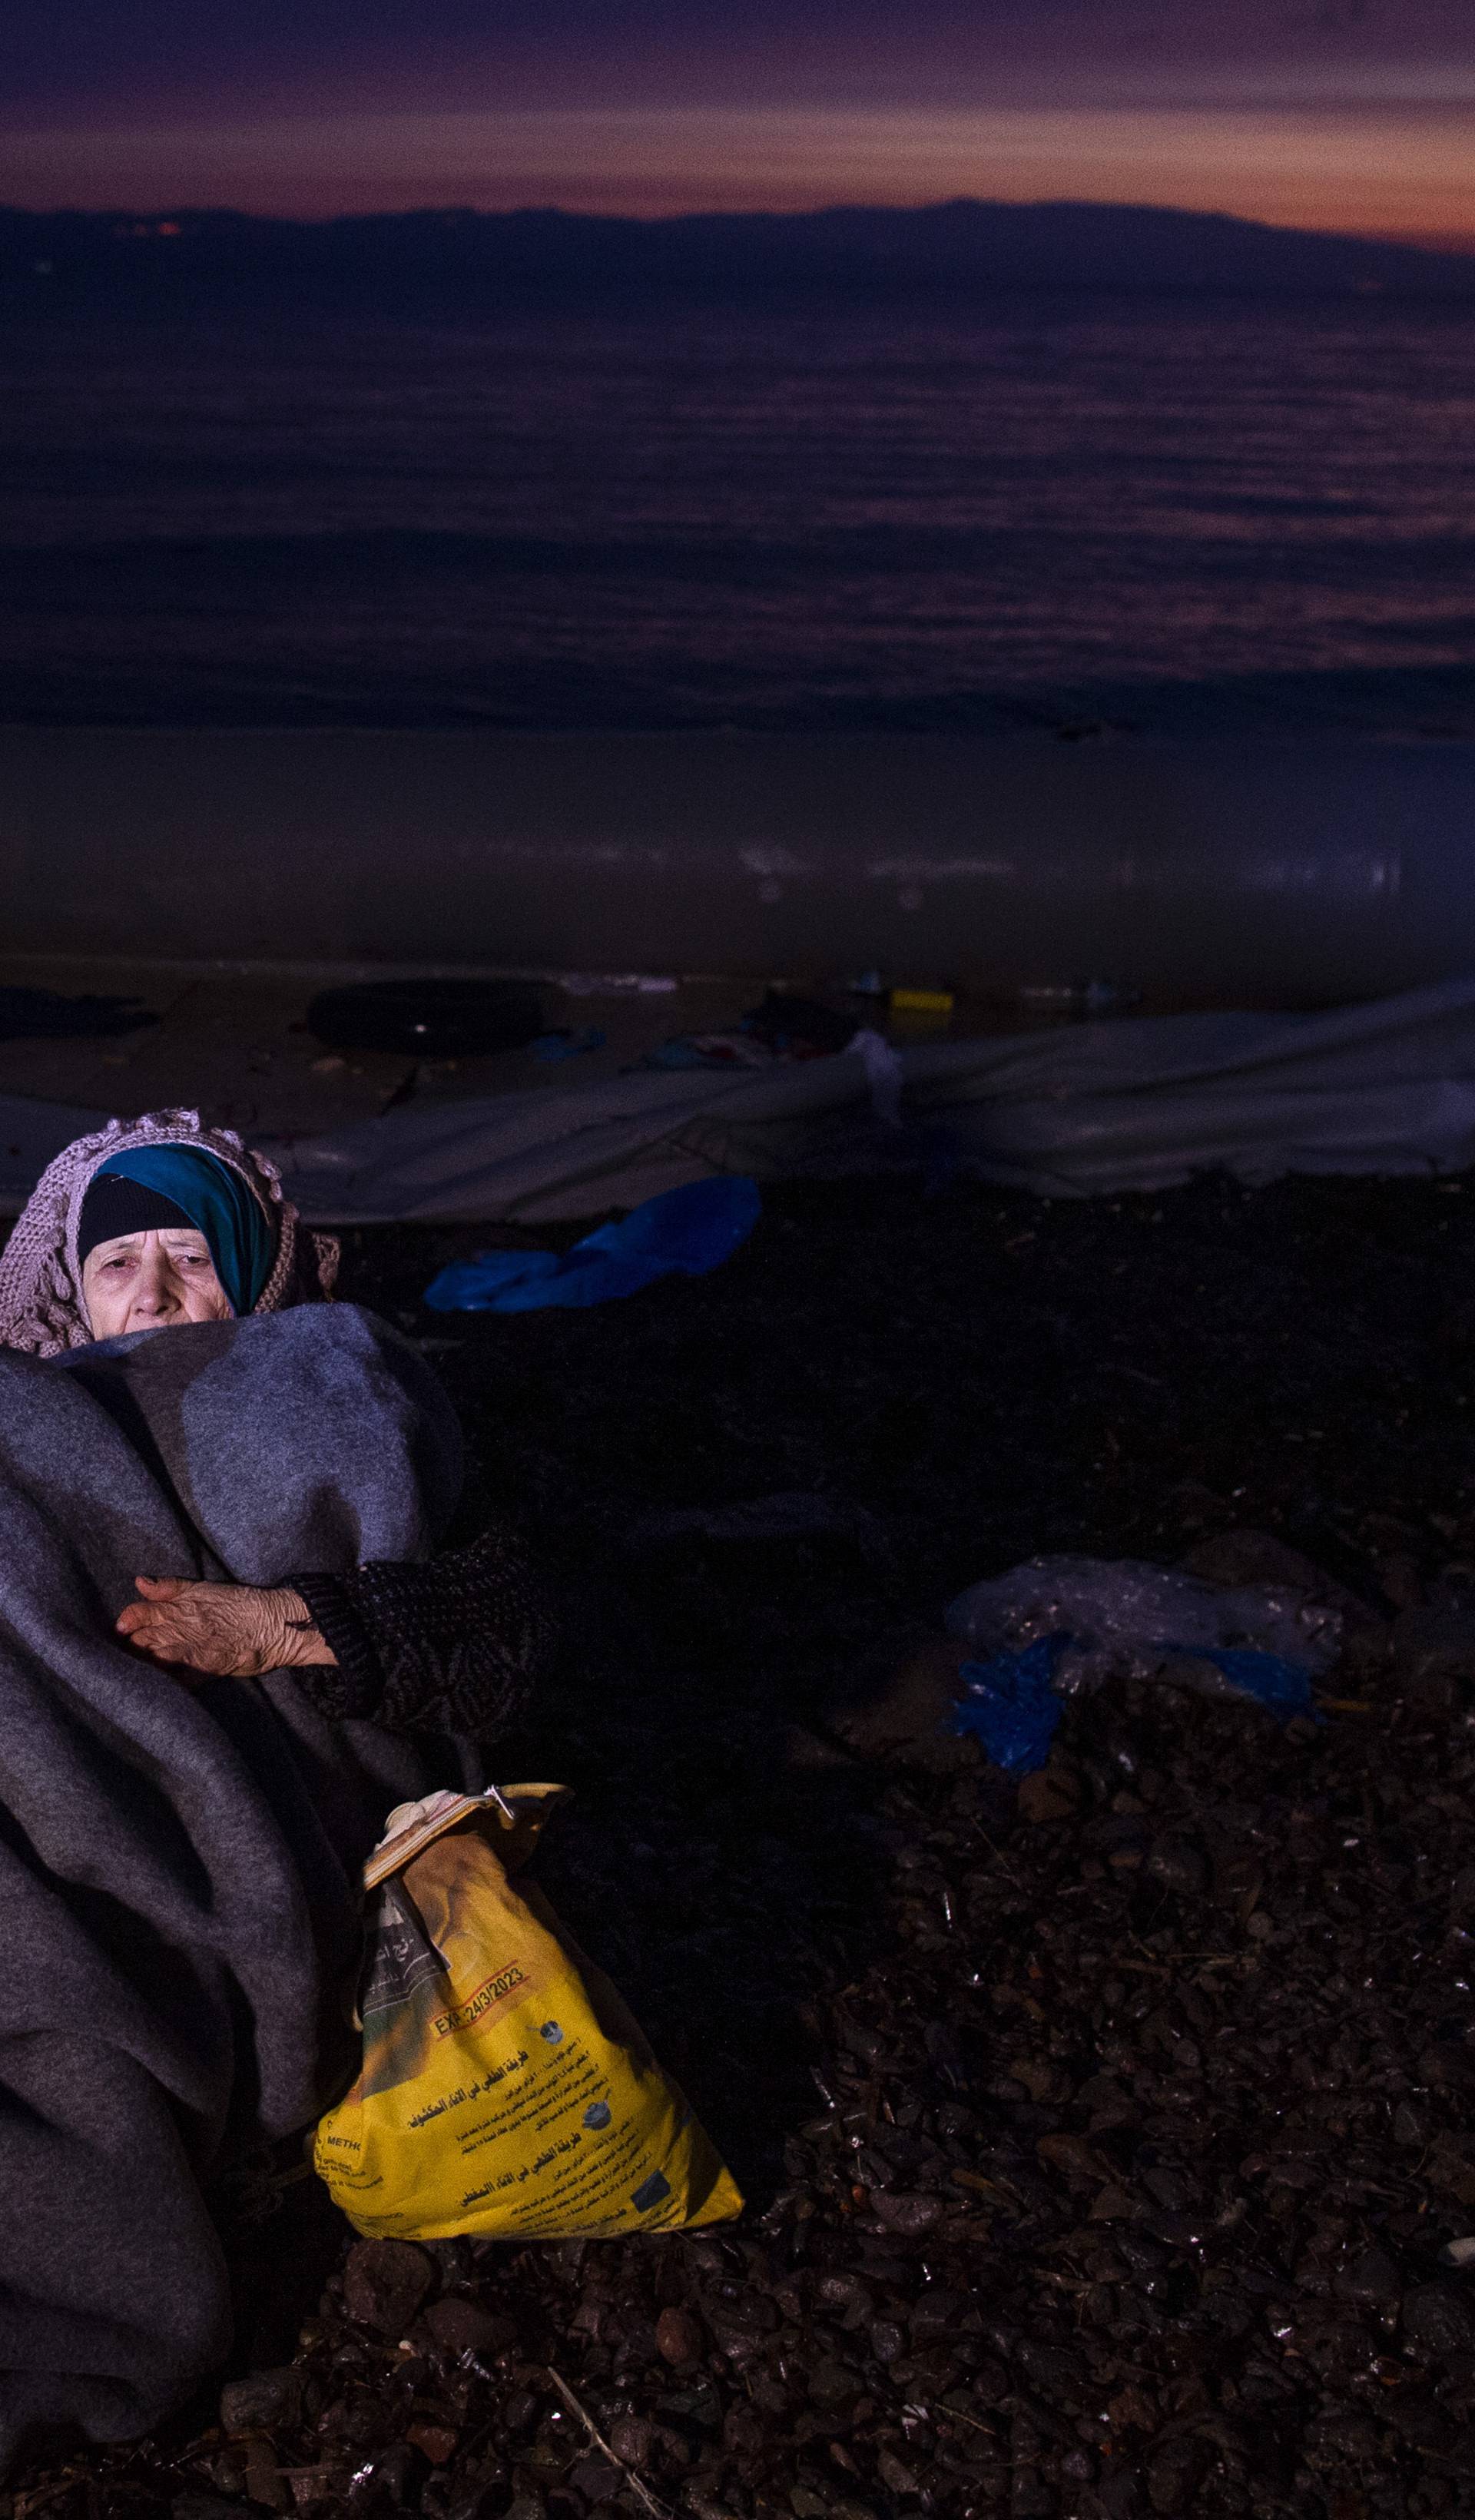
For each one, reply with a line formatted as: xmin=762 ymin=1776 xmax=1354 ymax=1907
xmin=4 ymin=197 xmax=1474 ymax=313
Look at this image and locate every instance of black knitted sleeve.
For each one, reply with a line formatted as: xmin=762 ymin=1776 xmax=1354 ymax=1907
xmin=287 ymin=1514 xmax=556 ymax=1739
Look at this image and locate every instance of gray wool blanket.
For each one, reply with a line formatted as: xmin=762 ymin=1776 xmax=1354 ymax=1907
xmin=0 ymin=1304 xmax=472 ymax=2468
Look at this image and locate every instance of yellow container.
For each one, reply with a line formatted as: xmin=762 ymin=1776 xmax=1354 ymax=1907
xmin=889 ymin=987 xmax=954 ymax=1017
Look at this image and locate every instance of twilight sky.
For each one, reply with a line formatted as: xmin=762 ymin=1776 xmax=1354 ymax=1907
xmin=5 ymin=2 xmax=1475 ymax=244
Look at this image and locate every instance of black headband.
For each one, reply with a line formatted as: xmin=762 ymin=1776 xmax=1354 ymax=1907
xmin=78 ymin=1172 xmax=195 ymax=1266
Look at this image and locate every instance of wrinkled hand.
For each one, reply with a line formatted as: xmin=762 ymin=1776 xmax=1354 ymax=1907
xmin=116 ymin=1576 xmax=337 ymax=1680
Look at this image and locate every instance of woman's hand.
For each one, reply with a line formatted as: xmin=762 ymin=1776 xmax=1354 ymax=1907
xmin=116 ymin=1576 xmax=337 ymax=1679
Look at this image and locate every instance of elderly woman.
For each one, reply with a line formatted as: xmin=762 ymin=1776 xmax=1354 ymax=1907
xmin=0 ymin=1109 xmax=552 ymax=2471
xmin=0 ymin=1105 xmax=550 ymax=1731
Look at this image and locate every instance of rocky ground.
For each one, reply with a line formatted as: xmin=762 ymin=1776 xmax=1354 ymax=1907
xmin=13 ymin=1168 xmax=1475 ymax=2520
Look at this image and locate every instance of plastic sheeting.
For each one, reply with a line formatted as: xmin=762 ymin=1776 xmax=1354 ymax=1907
xmin=264 ymin=976 xmax=1475 ymax=1220
xmin=946 ymin=1555 xmax=1342 ymax=1679
xmin=4 ymin=978 xmax=1475 ymax=1224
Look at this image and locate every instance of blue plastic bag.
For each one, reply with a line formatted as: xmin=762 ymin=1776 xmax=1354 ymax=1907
xmin=950 ymin=1634 xmax=1072 ymax=1775
xmin=947 ymin=1632 xmax=1314 ymax=1779
xmin=1172 ymin=1645 xmax=1314 ymax=1718
xmin=424 ymin=1176 xmax=761 ymax=1314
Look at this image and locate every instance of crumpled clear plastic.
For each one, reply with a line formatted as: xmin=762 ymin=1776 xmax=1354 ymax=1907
xmin=945 ymin=1553 xmax=1340 ymax=1705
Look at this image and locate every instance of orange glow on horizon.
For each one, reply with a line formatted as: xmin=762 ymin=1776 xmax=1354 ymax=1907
xmin=5 ymin=102 xmax=1474 ymax=251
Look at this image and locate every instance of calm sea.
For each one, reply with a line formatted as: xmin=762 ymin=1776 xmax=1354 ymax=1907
xmin=3 ymin=297 xmax=1475 ymax=732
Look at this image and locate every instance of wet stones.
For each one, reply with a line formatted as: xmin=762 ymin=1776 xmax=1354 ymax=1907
xmin=1401 ymin=2283 xmax=1475 ymax=2361
xmin=342 ymin=2238 xmax=436 ymax=2335
xmin=219 ymin=2366 xmax=302 ymax=2435
xmin=1015 ymin=1765 xmax=1084 ymax=1825
xmin=423 ymin=2296 xmax=520 ymax=2359
xmin=1082 ymin=1812 xmax=1149 ymax=1871
xmin=1146 ymin=2435 xmax=1207 ymax=2512
xmin=1332 ymin=2245 xmax=1401 ymax=2309
xmin=655 ymin=2306 xmax=704 ymax=2367
xmin=568 ymin=2452 xmax=622 ymax=2502
xmin=1392 ymin=1606 xmax=1475 ymax=1707
xmin=1144 ymin=1834 xmax=1208 ymax=1895
xmin=867 ymin=2189 xmax=944 ymax=2236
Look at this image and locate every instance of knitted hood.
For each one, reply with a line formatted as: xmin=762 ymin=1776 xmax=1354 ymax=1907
xmin=0 ymin=1109 xmax=339 ymax=1357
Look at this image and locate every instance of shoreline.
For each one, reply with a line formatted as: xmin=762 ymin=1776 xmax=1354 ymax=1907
xmin=2 ymin=727 xmax=1473 ymax=997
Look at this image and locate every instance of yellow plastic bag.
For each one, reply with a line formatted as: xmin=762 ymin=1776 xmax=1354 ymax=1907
xmin=313 ymin=1786 xmax=743 ymax=2242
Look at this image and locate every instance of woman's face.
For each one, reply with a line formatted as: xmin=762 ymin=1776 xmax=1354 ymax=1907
xmin=82 ymin=1228 xmax=232 ymax=1340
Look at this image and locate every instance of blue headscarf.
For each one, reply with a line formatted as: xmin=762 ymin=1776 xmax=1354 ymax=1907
xmin=91 ymin=1146 xmax=277 ymax=1319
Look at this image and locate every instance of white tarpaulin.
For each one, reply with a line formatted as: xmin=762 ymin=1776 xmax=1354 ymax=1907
xmin=269 ymin=976 xmax=1475 ymax=1219
xmin=5 ymin=980 xmax=1475 ymax=1223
